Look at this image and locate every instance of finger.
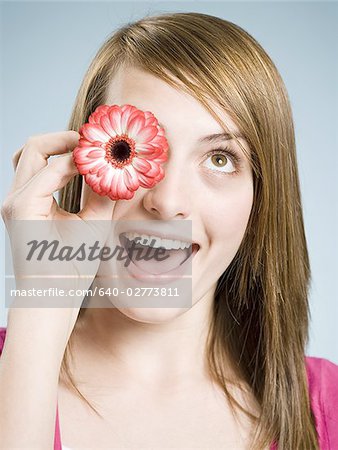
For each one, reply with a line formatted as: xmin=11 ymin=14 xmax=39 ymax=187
xmin=12 ymin=130 xmax=80 ymax=192
xmin=18 ymin=153 xmax=79 ymax=199
xmin=78 ymin=181 xmax=116 ymax=221
xmin=12 ymin=146 xmax=24 ymax=170
xmin=77 ymin=188 xmax=117 ymax=249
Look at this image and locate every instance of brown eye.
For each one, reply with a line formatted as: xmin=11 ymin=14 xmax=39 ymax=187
xmin=203 ymin=150 xmax=237 ymax=174
xmin=211 ymin=154 xmax=227 ymax=167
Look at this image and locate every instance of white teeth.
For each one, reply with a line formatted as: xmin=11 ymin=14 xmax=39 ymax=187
xmin=123 ymin=232 xmax=191 ymax=250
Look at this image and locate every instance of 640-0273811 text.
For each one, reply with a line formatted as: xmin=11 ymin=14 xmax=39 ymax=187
xmin=10 ymin=286 xmax=180 ymax=298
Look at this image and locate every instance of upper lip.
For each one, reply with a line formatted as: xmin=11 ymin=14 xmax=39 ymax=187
xmin=117 ymin=226 xmax=200 ymax=248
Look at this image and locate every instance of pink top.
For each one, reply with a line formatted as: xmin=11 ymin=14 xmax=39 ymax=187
xmin=0 ymin=326 xmax=337 ymax=449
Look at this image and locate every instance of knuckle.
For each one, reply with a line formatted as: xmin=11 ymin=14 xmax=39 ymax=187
xmin=1 ymin=195 xmax=22 ymax=220
xmin=51 ymin=155 xmax=71 ymax=177
xmin=26 ymin=135 xmax=39 ymax=146
xmin=49 ymin=158 xmax=63 ymax=174
xmin=12 ymin=134 xmax=42 ymax=169
xmin=1 ymin=198 xmax=14 ymax=220
xmin=12 ymin=148 xmax=23 ymax=168
xmin=12 ymin=150 xmax=20 ymax=162
xmin=25 ymin=134 xmax=43 ymax=152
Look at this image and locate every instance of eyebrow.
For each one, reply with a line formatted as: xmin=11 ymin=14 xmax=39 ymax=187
xmin=158 ymin=123 xmax=245 ymax=144
xmin=198 ymin=131 xmax=245 ymax=143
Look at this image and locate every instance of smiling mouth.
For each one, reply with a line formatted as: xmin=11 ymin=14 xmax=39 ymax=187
xmin=119 ymin=234 xmax=200 ymax=275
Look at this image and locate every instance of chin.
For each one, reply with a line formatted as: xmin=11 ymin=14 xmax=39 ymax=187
xmin=116 ymin=306 xmax=190 ymax=324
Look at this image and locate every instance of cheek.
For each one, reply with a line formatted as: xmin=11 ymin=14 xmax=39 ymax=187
xmin=203 ymin=178 xmax=253 ymax=251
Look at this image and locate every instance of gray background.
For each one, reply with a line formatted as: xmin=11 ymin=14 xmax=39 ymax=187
xmin=1 ymin=1 xmax=337 ymax=363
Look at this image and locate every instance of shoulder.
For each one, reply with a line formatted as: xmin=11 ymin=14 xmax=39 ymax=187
xmin=305 ymin=356 xmax=338 ymax=449
xmin=0 ymin=327 xmax=6 ymax=356
xmin=305 ymin=356 xmax=338 ymax=411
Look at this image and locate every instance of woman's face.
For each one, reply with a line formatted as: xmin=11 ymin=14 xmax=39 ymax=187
xmin=83 ymin=66 xmax=253 ymax=323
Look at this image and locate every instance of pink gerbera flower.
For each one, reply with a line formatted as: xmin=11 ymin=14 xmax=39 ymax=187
xmin=73 ymin=104 xmax=169 ymax=200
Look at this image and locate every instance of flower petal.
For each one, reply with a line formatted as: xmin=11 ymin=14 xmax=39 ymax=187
xmin=142 ymin=159 xmax=161 ymax=178
xmin=87 ymin=149 xmax=106 ymax=159
xmin=88 ymin=105 xmax=110 ymax=125
xmin=96 ymin=160 xmax=111 ymax=176
xmin=127 ymin=114 xmax=146 ymax=140
xmin=80 ymin=103 xmax=169 ymax=201
xmin=120 ymin=105 xmax=135 ymax=133
xmin=135 ymin=143 xmax=163 ymax=159
xmin=77 ymin=138 xmax=95 ymax=148
xmin=81 ymin=123 xmax=110 ymax=143
xmin=131 ymin=156 xmax=152 ymax=174
xmin=99 ymin=165 xmax=115 ymax=193
xmin=108 ymin=107 xmax=123 ymax=135
xmin=75 ymin=158 xmax=105 ymax=175
xmin=73 ymin=144 xmax=102 ymax=159
xmin=109 ymin=169 xmax=123 ymax=198
xmin=100 ymin=114 xmax=117 ymax=138
xmin=106 ymin=166 xmax=133 ymax=200
xmin=144 ymin=111 xmax=158 ymax=127
xmin=75 ymin=145 xmax=104 ymax=161
xmin=137 ymin=172 xmax=157 ymax=189
xmin=152 ymin=150 xmax=168 ymax=164
xmin=135 ymin=126 xmax=158 ymax=144
xmin=85 ymin=173 xmax=102 ymax=192
xmin=108 ymin=185 xmax=134 ymax=201
xmin=109 ymin=169 xmax=135 ymax=200
xmin=150 ymin=134 xmax=169 ymax=151
xmin=154 ymin=164 xmax=165 ymax=183
xmin=117 ymin=170 xmax=129 ymax=198
xmin=121 ymin=104 xmax=138 ymax=115
xmin=120 ymin=185 xmax=134 ymax=199
xmin=123 ymin=165 xmax=140 ymax=191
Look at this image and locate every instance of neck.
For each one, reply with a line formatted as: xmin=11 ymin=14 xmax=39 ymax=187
xmin=68 ymin=289 xmax=216 ymax=390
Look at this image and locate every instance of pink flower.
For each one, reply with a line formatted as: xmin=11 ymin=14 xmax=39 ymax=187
xmin=73 ymin=104 xmax=169 ymax=200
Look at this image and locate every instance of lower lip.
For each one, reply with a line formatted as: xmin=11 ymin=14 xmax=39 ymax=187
xmin=118 ymin=245 xmax=199 ymax=286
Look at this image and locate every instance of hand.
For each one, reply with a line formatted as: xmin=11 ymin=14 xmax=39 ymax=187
xmin=1 ymin=131 xmax=116 ymax=341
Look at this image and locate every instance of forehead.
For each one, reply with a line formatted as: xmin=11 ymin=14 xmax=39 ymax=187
xmin=104 ymin=66 xmax=243 ymax=138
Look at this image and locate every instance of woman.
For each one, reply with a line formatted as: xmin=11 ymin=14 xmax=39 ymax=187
xmin=1 ymin=11 xmax=337 ymax=450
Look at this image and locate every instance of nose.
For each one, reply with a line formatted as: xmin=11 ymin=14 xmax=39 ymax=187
xmin=142 ymin=158 xmax=191 ymax=220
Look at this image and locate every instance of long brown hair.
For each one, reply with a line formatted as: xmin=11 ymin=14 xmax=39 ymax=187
xmin=59 ymin=12 xmax=318 ymax=449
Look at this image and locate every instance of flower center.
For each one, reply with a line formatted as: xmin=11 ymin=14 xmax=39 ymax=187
xmin=105 ymin=134 xmax=136 ymax=168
